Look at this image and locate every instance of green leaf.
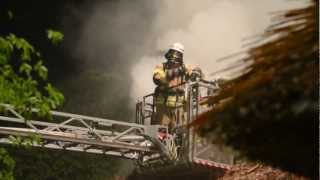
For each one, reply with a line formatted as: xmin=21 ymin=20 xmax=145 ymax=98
xmin=34 ymin=60 xmax=48 ymax=80
xmin=47 ymin=29 xmax=64 ymax=45
xmin=6 ymin=34 xmax=34 ymax=61
xmin=19 ymin=63 xmax=32 ymax=76
xmin=39 ymin=65 xmax=48 ymax=80
xmin=1 ymin=65 xmax=13 ymax=77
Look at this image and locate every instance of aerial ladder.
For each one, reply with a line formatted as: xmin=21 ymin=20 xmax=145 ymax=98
xmin=0 ymin=79 xmax=233 ymax=176
xmin=0 ymin=104 xmax=165 ymax=164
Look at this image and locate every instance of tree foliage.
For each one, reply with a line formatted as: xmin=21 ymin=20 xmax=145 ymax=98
xmin=0 ymin=148 xmax=14 ymax=180
xmin=0 ymin=17 xmax=64 ymax=179
xmin=0 ymin=33 xmax=64 ymax=117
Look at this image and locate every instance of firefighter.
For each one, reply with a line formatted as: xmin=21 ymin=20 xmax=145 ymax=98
xmin=152 ymin=43 xmax=201 ymax=131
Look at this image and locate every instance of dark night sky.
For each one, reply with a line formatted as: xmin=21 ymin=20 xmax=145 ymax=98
xmin=1 ymin=2 xmax=140 ymax=178
xmin=0 ymin=0 xmax=147 ymax=121
xmin=0 ymin=1 xmax=80 ymax=81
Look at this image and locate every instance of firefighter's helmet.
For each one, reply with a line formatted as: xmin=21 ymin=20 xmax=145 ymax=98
xmin=169 ymin=42 xmax=184 ymax=53
xmin=165 ymin=42 xmax=184 ymax=63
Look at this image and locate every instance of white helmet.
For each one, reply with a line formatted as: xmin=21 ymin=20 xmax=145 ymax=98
xmin=169 ymin=42 xmax=184 ymax=54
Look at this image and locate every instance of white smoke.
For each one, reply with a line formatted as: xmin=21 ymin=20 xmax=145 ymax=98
xmin=131 ymin=0 xmax=308 ymax=103
xmin=63 ymin=0 xmax=308 ymax=114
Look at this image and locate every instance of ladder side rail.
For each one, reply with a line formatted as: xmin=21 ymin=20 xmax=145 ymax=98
xmin=0 ymin=127 xmax=152 ymax=152
xmin=0 ymin=139 xmax=141 ymax=160
xmin=186 ymin=83 xmax=193 ymax=161
xmin=51 ymin=110 xmax=146 ymax=129
xmin=191 ymin=83 xmax=200 ymax=161
xmin=1 ymin=104 xmax=146 ymax=129
xmin=0 ymin=114 xmax=144 ymax=139
xmin=0 ymin=104 xmax=170 ymax=164
xmin=0 ymin=119 xmax=151 ymax=152
xmin=0 ymin=104 xmax=149 ymax=141
xmin=187 ymin=82 xmax=198 ymax=161
xmin=0 ymin=105 xmax=154 ymax=151
xmin=0 ymin=115 xmax=118 ymax=136
xmin=0 ymin=115 xmax=148 ymax=145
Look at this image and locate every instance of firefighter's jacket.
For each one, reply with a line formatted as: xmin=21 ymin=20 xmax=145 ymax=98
xmin=153 ymin=62 xmax=193 ymax=107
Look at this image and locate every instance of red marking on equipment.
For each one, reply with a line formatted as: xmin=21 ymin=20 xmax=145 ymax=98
xmin=157 ymin=132 xmax=167 ymax=140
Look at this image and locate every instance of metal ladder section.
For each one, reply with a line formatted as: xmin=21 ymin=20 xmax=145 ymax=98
xmin=0 ymin=104 xmax=167 ymax=163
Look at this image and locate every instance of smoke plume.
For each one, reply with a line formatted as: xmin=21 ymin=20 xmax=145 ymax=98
xmin=130 ymin=0 xmax=308 ymax=103
xmin=62 ymin=0 xmax=308 ymax=119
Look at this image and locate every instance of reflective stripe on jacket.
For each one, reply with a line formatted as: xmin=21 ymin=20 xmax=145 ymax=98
xmin=155 ymin=94 xmax=184 ymax=108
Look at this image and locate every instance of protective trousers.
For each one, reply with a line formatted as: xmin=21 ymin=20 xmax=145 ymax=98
xmin=153 ymin=94 xmax=186 ymax=132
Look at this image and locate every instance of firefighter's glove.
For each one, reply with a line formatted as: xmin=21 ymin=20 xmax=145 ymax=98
xmin=190 ymin=67 xmax=203 ymax=81
xmin=153 ymin=74 xmax=169 ymax=86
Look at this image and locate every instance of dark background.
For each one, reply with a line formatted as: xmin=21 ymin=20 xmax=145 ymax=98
xmin=0 ymin=0 xmax=147 ymax=179
xmin=1 ymin=0 xmax=157 ymax=119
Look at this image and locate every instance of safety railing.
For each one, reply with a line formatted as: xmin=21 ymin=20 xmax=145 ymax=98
xmin=135 ymin=79 xmax=234 ymax=165
xmin=0 ymin=104 xmax=169 ymax=163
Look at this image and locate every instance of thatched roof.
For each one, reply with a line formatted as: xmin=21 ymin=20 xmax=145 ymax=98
xmin=193 ymin=1 xmax=318 ymax=177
